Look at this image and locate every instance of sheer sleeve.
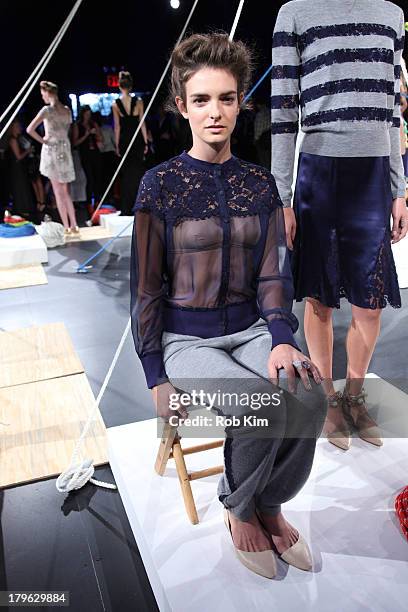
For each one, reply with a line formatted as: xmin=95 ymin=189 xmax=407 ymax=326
xmin=130 ymin=172 xmax=169 ymax=389
xmin=256 ymin=202 xmax=300 ymax=350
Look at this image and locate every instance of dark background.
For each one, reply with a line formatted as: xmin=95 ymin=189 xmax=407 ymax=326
xmin=1 ymin=0 xmax=407 ymax=120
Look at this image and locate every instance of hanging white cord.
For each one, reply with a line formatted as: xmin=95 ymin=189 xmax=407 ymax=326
xmin=56 ymin=320 xmax=131 ymax=492
xmin=56 ymin=0 xmax=247 ymax=493
xmin=89 ymin=0 xmax=200 ymax=224
xmin=229 ymin=0 xmax=245 ymax=41
xmin=0 ymin=0 xmax=83 ymax=140
xmin=0 ymin=0 xmax=81 ymax=126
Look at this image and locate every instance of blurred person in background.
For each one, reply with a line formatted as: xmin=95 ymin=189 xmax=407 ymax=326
xmin=150 ymin=103 xmax=177 ymax=163
xmin=0 ymin=134 xmax=9 ymax=221
xmin=112 ymin=71 xmax=148 ymax=215
xmin=19 ymin=131 xmax=45 ymax=216
xmin=94 ymin=112 xmax=118 ymax=201
xmin=7 ymin=119 xmax=36 ymax=221
xmin=72 ymin=105 xmax=103 ymax=212
xmin=253 ymin=98 xmax=271 ymax=170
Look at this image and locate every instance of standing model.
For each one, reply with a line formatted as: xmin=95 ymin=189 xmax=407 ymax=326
xmin=131 ymin=32 xmax=326 ymax=579
xmin=112 ymin=71 xmax=148 ymax=215
xmin=27 ymin=81 xmax=78 ymax=234
xmin=272 ymin=0 xmax=408 ymax=450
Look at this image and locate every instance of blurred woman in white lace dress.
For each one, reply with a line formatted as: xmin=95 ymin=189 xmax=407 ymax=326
xmin=27 ymin=80 xmax=78 ymax=234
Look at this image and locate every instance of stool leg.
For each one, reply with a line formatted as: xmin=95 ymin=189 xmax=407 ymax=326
xmin=172 ymin=439 xmax=199 ymax=525
xmin=154 ymin=422 xmax=178 ymax=476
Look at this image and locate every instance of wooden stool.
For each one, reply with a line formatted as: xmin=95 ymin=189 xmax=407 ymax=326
xmin=154 ymin=422 xmax=224 ymax=524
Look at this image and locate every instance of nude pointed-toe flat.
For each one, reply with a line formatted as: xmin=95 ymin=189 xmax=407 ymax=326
xmin=324 ymin=391 xmax=351 ymax=451
xmin=326 ymin=430 xmax=352 ymax=451
xmin=342 ymin=389 xmax=383 ymax=448
xmin=223 ymin=509 xmax=277 ymax=579
xmin=280 ymin=533 xmax=313 ymax=571
xmin=256 ymin=511 xmax=313 ymax=572
xmin=356 ymin=425 xmax=383 ymax=447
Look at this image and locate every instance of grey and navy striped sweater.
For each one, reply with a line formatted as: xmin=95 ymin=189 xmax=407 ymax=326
xmin=271 ymin=0 xmax=405 ymax=206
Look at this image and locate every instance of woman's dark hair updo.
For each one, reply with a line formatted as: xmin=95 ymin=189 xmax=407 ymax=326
xmin=40 ymin=80 xmax=58 ymax=95
xmin=166 ymin=32 xmax=254 ymax=113
xmin=119 ymin=71 xmax=133 ymax=90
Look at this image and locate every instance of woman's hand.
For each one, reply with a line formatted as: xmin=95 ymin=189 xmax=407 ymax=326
xmin=268 ymin=344 xmax=322 ymax=394
xmin=151 ymin=381 xmax=189 ymax=422
xmin=283 ymin=207 xmax=296 ymax=250
xmin=391 ymin=197 xmax=408 ymax=243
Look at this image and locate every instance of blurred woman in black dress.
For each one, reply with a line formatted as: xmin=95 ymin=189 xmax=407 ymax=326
xmin=7 ymin=120 xmax=36 ymax=220
xmin=112 ymin=71 xmax=148 ymax=215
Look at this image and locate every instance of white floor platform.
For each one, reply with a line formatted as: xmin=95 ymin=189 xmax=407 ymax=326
xmin=108 ymin=375 xmax=408 ymax=612
xmin=99 ymin=214 xmax=133 ymax=236
xmin=0 ymin=234 xmax=48 ymax=268
xmin=99 ymin=214 xmax=132 ymax=257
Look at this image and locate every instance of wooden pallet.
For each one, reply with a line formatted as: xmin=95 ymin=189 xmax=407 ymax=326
xmin=0 ymin=264 xmax=47 ymax=290
xmin=0 ymin=373 xmax=107 ymax=488
xmin=0 ymin=322 xmax=84 ymax=389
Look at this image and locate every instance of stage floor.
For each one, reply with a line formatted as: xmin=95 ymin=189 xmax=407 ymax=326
xmin=108 ymin=379 xmax=408 ymax=612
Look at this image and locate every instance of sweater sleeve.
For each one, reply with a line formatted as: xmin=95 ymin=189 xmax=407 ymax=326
xmin=130 ymin=171 xmax=169 ymax=389
xmin=390 ymin=9 xmax=406 ymax=199
xmin=256 ymin=181 xmax=300 ymax=350
xmin=271 ymin=3 xmax=300 ymax=208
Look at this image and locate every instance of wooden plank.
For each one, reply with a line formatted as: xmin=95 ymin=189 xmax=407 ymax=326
xmin=0 ymin=264 xmax=47 ymax=290
xmin=0 ymin=373 xmax=107 ymax=488
xmin=0 ymin=322 xmax=84 ymax=389
xmin=66 ymin=226 xmax=113 ymax=243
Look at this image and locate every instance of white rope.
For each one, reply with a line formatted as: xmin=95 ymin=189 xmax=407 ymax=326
xmin=0 ymin=0 xmax=83 ymax=140
xmin=229 ymin=0 xmax=245 ymax=41
xmin=90 ymin=0 xmax=200 ymax=223
xmin=0 ymin=1 xmax=81 ymax=126
xmin=56 ymin=320 xmax=131 ymax=493
xmin=57 ymin=0 xmax=247 ymax=494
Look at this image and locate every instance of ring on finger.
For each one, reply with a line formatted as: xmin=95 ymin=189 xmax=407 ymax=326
xmin=292 ymin=360 xmax=303 ymax=369
xmin=301 ymin=360 xmax=311 ymax=370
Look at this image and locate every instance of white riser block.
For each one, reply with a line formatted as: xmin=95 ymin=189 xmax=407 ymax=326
xmin=99 ymin=211 xmax=121 ymax=228
xmin=0 ymin=234 xmax=48 ymax=269
xmin=101 ymin=214 xmax=134 ymax=237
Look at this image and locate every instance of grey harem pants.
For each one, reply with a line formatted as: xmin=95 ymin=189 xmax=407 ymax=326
xmin=162 ymin=318 xmax=326 ymax=521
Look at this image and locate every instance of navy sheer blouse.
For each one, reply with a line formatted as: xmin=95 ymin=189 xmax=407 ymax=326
xmin=130 ymin=151 xmax=299 ymax=389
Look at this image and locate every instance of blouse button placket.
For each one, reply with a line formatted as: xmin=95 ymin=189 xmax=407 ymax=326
xmin=214 ymin=167 xmax=231 ymax=332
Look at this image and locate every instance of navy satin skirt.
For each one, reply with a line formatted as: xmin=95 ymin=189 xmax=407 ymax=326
xmin=292 ymin=153 xmax=401 ymax=309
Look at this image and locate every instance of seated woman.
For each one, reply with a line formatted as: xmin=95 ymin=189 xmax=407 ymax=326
xmin=130 ymin=32 xmax=325 ymax=579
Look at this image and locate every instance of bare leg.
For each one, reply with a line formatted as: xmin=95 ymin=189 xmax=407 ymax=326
xmin=32 ymin=177 xmax=45 ymax=209
xmin=50 ymin=179 xmax=69 ymax=228
xmin=304 ymin=298 xmax=348 ymax=434
xmin=304 ymin=298 xmax=335 ymax=394
xmin=341 ymin=305 xmax=383 ymax=442
xmin=345 ymin=305 xmax=382 ymax=395
xmin=60 ymin=183 xmax=77 ymax=229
